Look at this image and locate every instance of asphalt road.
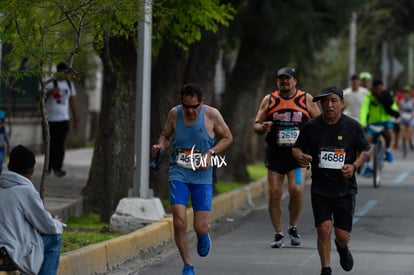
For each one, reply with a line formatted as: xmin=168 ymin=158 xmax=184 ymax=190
xmin=105 ymin=149 xmax=414 ymax=275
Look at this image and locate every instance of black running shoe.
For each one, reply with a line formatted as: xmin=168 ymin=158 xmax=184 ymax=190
xmin=335 ymin=239 xmax=354 ymax=271
xmin=320 ymin=266 xmax=332 ymax=275
xmin=288 ymin=226 xmax=303 ymax=246
xmin=54 ymin=169 xmax=66 ymax=177
xmin=270 ymin=233 xmax=284 ymax=248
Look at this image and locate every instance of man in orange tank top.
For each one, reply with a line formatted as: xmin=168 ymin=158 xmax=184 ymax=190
xmin=253 ymin=67 xmax=320 ymax=248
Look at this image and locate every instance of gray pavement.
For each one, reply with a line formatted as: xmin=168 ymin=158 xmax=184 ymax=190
xmin=31 ymin=148 xmax=93 ymax=221
xmin=106 ymin=147 xmax=414 ymax=275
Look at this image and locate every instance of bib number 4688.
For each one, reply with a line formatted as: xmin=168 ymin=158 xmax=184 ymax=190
xmin=319 ymin=150 xmax=345 ymax=169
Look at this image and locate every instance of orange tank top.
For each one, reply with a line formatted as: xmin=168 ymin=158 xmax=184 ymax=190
xmin=265 ymin=90 xmax=311 ymax=147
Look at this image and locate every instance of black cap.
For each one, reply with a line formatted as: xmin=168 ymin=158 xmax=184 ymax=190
xmin=8 ymin=145 xmax=36 ymax=173
xmin=277 ymin=67 xmax=297 ymax=78
xmin=312 ymin=86 xmax=344 ymax=102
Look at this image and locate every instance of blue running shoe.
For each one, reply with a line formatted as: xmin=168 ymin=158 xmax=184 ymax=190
xmin=182 ymin=264 xmax=194 ymax=275
xmin=197 ymin=234 xmax=211 ymax=257
xmin=385 ymin=149 xmax=394 ymax=162
xmin=362 ymin=166 xmax=373 ymax=177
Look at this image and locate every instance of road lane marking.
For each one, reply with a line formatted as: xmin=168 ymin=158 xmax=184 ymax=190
xmin=391 ymin=171 xmax=410 ymax=186
xmin=353 ymin=199 xmax=378 ymax=224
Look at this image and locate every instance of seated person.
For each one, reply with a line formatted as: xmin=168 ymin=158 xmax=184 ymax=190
xmin=359 ymin=79 xmax=399 ymax=176
xmin=0 ymin=145 xmax=64 ymax=275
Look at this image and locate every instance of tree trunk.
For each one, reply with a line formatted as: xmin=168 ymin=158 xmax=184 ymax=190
xmin=220 ymin=51 xmax=267 ymax=182
xmin=82 ymin=34 xmax=137 ymax=222
xmin=184 ymin=30 xmax=221 ymax=106
xmin=149 ymin=31 xmax=222 ymax=201
xmin=220 ymin=1 xmax=279 ymax=182
xmin=149 ymin=42 xmax=187 ymax=200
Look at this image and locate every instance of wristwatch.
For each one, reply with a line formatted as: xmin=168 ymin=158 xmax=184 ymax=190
xmin=208 ymin=149 xmax=216 ymax=156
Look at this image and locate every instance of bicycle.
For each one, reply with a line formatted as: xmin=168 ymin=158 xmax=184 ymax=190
xmin=368 ymin=124 xmax=386 ymax=188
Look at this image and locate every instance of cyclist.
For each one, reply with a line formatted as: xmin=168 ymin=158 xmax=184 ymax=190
xmin=359 ymin=79 xmax=400 ymax=176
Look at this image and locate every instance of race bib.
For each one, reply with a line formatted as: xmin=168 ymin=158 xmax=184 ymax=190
xmin=277 ymin=127 xmax=300 ymax=146
xmin=175 ymin=148 xmax=201 ymax=169
xmin=319 ymin=148 xmax=346 ymax=169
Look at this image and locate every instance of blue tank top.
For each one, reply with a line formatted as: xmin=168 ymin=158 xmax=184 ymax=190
xmin=169 ymin=105 xmax=215 ymax=184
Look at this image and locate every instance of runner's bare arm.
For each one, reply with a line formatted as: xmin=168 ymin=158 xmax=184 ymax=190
xmin=305 ymin=93 xmax=321 ymax=118
xmin=253 ymin=95 xmax=272 ymax=135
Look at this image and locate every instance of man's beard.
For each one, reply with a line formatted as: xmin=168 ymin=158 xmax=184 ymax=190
xmin=279 ymin=86 xmax=291 ymax=94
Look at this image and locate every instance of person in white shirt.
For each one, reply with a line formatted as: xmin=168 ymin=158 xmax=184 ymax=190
xmin=343 ymin=74 xmax=368 ymax=122
xmin=44 ymin=62 xmax=78 ymax=177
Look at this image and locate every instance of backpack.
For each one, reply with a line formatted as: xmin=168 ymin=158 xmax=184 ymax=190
xmin=376 ymin=90 xmax=400 ymax=118
xmin=53 ymin=79 xmax=72 ymax=92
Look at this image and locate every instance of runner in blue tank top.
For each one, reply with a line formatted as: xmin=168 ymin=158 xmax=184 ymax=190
xmin=151 ymin=83 xmax=233 ymax=275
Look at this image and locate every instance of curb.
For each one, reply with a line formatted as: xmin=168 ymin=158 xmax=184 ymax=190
xmin=58 ymin=177 xmax=267 ymax=275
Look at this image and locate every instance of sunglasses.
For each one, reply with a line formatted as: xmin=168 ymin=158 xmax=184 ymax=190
xmin=182 ymin=102 xmax=201 ymax=109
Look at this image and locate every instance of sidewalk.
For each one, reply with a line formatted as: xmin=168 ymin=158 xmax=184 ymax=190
xmin=31 ymin=148 xmax=93 ymax=221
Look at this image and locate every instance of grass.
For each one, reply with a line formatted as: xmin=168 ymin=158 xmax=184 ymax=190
xmin=61 ymin=162 xmax=266 ymax=253
xmin=247 ymin=162 xmax=267 ymax=181
xmin=61 ymin=213 xmax=121 ymax=253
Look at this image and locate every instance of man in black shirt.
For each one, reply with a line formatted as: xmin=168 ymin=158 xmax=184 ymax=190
xmin=292 ymin=87 xmax=370 ymax=275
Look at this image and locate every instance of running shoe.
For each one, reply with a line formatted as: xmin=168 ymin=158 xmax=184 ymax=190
xmin=197 ymin=234 xmax=211 ymax=257
xmin=288 ymin=226 xmax=303 ymax=246
xmin=54 ymin=169 xmax=66 ymax=177
xmin=361 ymin=166 xmax=373 ymax=177
xmin=320 ymin=267 xmax=332 ymax=275
xmin=385 ymin=149 xmax=394 ymax=162
xmin=335 ymin=240 xmax=354 ymax=271
xmin=270 ymin=233 xmax=284 ymax=248
xmin=182 ymin=264 xmax=194 ymax=275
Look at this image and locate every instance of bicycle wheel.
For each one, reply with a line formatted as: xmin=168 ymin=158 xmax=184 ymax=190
xmin=373 ymin=140 xmax=382 ymax=188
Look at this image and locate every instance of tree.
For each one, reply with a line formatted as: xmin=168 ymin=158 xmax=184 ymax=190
xmin=357 ymin=0 xmax=414 ymax=84
xmin=0 ymin=0 xmax=104 ymax=198
xmin=220 ymin=0 xmax=362 ymax=182
xmin=1 ymin=0 xmax=235 ymax=221
xmin=83 ymin=0 xmax=235 ymax=221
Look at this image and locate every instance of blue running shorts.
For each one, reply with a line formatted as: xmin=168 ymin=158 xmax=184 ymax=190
xmin=365 ymin=121 xmax=394 ymax=136
xmin=169 ymin=180 xmax=213 ymax=211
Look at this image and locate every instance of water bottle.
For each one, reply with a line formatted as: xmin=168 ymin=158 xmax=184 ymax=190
xmin=150 ymin=150 xmax=165 ymax=171
xmin=295 ymin=167 xmax=302 ymax=185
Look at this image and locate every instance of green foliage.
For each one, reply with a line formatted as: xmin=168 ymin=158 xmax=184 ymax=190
xmin=0 ymin=0 xmax=141 ymax=73
xmin=61 ymin=213 xmax=121 ymax=253
xmin=152 ymin=0 xmax=235 ymax=51
xmin=246 ymin=162 xmax=266 ymax=181
xmin=0 ymin=0 xmax=235 ymax=79
xmin=215 ymin=181 xmax=245 ymax=193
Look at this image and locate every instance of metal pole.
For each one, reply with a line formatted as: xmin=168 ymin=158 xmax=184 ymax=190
xmin=381 ymin=41 xmax=389 ymax=88
xmin=133 ymin=0 xmax=152 ymax=198
xmin=349 ymin=12 xmax=357 ymax=78
xmin=408 ymin=36 xmax=413 ymax=86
